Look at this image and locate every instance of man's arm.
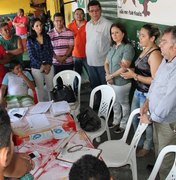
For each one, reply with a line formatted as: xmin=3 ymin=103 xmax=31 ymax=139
xmin=4 ymin=153 xmax=34 ymax=178
xmin=6 ymin=37 xmax=24 ymax=55
xmin=18 ymin=71 xmax=35 ymax=90
xmin=140 ymin=99 xmax=152 ymax=124
xmin=64 ymin=45 xmax=74 ymax=58
xmin=140 ymin=99 xmax=149 ymax=116
xmin=0 ymin=85 xmax=7 ymax=108
xmin=54 ymin=45 xmax=74 ymax=64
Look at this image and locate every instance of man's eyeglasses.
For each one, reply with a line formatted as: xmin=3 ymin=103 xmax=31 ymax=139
xmin=89 ymin=9 xmax=100 ymax=13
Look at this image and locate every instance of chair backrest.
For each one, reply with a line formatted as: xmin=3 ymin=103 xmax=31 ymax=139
xmin=53 ymin=70 xmax=81 ymax=103
xmin=121 ymin=108 xmax=148 ymax=160
xmin=148 ymin=145 xmax=176 ymax=180
xmin=89 ymin=85 xmax=116 ymax=123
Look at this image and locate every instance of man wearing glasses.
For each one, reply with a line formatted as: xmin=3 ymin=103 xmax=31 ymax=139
xmin=140 ymin=26 xmax=176 ymax=179
xmin=86 ymin=0 xmax=112 ymax=93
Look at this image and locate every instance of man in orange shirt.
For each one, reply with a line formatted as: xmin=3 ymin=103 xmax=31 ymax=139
xmin=68 ymin=8 xmax=88 ymax=76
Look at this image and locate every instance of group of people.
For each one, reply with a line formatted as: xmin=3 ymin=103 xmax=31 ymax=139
xmin=0 ymin=0 xmax=176 ymax=179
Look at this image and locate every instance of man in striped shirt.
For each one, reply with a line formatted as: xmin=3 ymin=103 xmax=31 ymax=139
xmin=48 ymin=13 xmax=74 ymax=75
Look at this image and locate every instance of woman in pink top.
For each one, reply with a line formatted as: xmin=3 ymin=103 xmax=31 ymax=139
xmin=13 ymin=8 xmax=28 ymax=50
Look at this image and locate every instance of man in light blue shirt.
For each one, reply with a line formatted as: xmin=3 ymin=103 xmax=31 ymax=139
xmin=140 ymin=26 xmax=176 ymax=179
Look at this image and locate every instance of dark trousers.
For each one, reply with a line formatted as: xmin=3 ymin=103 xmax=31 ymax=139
xmin=53 ymin=64 xmax=74 ymax=75
xmin=86 ymin=65 xmax=106 ymax=89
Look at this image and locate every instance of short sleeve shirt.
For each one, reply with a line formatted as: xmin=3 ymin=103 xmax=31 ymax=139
xmin=13 ymin=15 xmax=28 ymax=35
xmin=107 ymin=43 xmax=135 ymax=86
xmin=48 ymin=27 xmax=74 ymax=65
xmin=86 ymin=17 xmax=112 ymax=66
xmin=68 ymin=20 xmax=87 ymax=58
xmin=2 ymin=71 xmax=33 ymax=96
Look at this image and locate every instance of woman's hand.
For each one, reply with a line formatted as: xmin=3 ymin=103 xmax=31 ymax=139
xmin=119 ymin=61 xmax=128 ymax=70
xmin=105 ymin=74 xmax=112 ymax=82
xmin=120 ymin=68 xmax=135 ymax=79
xmin=40 ymin=64 xmax=51 ymax=74
xmin=105 ymin=74 xmax=114 ymax=84
xmin=43 ymin=64 xmax=51 ymax=74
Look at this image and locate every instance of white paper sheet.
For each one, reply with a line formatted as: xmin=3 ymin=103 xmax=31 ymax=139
xmin=8 ymin=107 xmax=28 ymax=123
xmin=57 ymin=142 xmax=101 ymax=163
xmin=26 ymin=114 xmax=50 ymax=129
xmin=29 ymin=101 xmax=52 ymax=114
xmin=50 ymin=101 xmax=70 ymax=117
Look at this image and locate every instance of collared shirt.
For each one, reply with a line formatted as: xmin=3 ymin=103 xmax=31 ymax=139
xmin=13 ymin=15 xmax=28 ymax=35
xmin=107 ymin=43 xmax=135 ymax=86
xmin=68 ymin=20 xmax=87 ymax=58
xmin=27 ymin=34 xmax=53 ymax=69
xmin=48 ymin=27 xmax=74 ymax=65
xmin=86 ymin=16 xmax=112 ymax=66
xmin=148 ymin=57 xmax=176 ymax=123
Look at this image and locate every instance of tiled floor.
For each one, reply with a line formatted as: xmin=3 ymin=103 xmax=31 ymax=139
xmin=80 ymin=83 xmax=157 ymax=180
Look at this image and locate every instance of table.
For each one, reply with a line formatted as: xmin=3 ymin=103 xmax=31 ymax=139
xmin=11 ymin=108 xmax=94 ymax=180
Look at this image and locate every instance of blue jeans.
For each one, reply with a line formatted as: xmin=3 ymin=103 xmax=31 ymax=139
xmin=73 ymin=57 xmax=89 ymax=76
xmin=86 ymin=65 xmax=106 ymax=89
xmin=131 ymin=89 xmax=153 ymax=150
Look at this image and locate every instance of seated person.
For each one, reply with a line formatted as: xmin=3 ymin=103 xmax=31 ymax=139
xmin=0 ymin=107 xmax=34 ymax=179
xmin=69 ymin=154 xmax=113 ymax=180
xmin=0 ymin=60 xmax=35 ymax=109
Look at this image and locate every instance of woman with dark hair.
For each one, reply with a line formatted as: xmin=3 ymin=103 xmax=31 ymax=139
xmin=27 ymin=18 xmax=54 ymax=102
xmin=121 ymin=23 xmax=162 ymax=157
xmin=104 ymin=23 xmax=135 ymax=133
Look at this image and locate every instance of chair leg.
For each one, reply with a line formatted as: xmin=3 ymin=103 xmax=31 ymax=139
xmin=131 ymin=156 xmax=138 ymax=180
xmin=106 ymin=128 xmax=111 ymax=140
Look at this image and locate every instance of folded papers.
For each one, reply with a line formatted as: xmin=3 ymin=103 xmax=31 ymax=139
xmin=50 ymin=101 xmax=70 ymax=117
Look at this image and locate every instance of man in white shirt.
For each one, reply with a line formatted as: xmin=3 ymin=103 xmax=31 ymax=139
xmin=86 ymin=0 xmax=112 ymax=90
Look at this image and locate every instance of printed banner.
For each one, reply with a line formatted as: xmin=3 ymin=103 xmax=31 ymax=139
xmin=117 ymin=0 xmax=176 ymax=26
xmin=78 ymin=0 xmax=85 ymax=8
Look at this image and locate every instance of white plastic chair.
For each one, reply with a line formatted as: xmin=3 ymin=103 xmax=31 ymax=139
xmin=98 ymin=108 xmax=148 ymax=180
xmin=148 ymin=145 xmax=176 ymax=180
xmin=53 ymin=70 xmax=81 ymax=119
xmin=84 ymin=85 xmax=116 ymax=142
